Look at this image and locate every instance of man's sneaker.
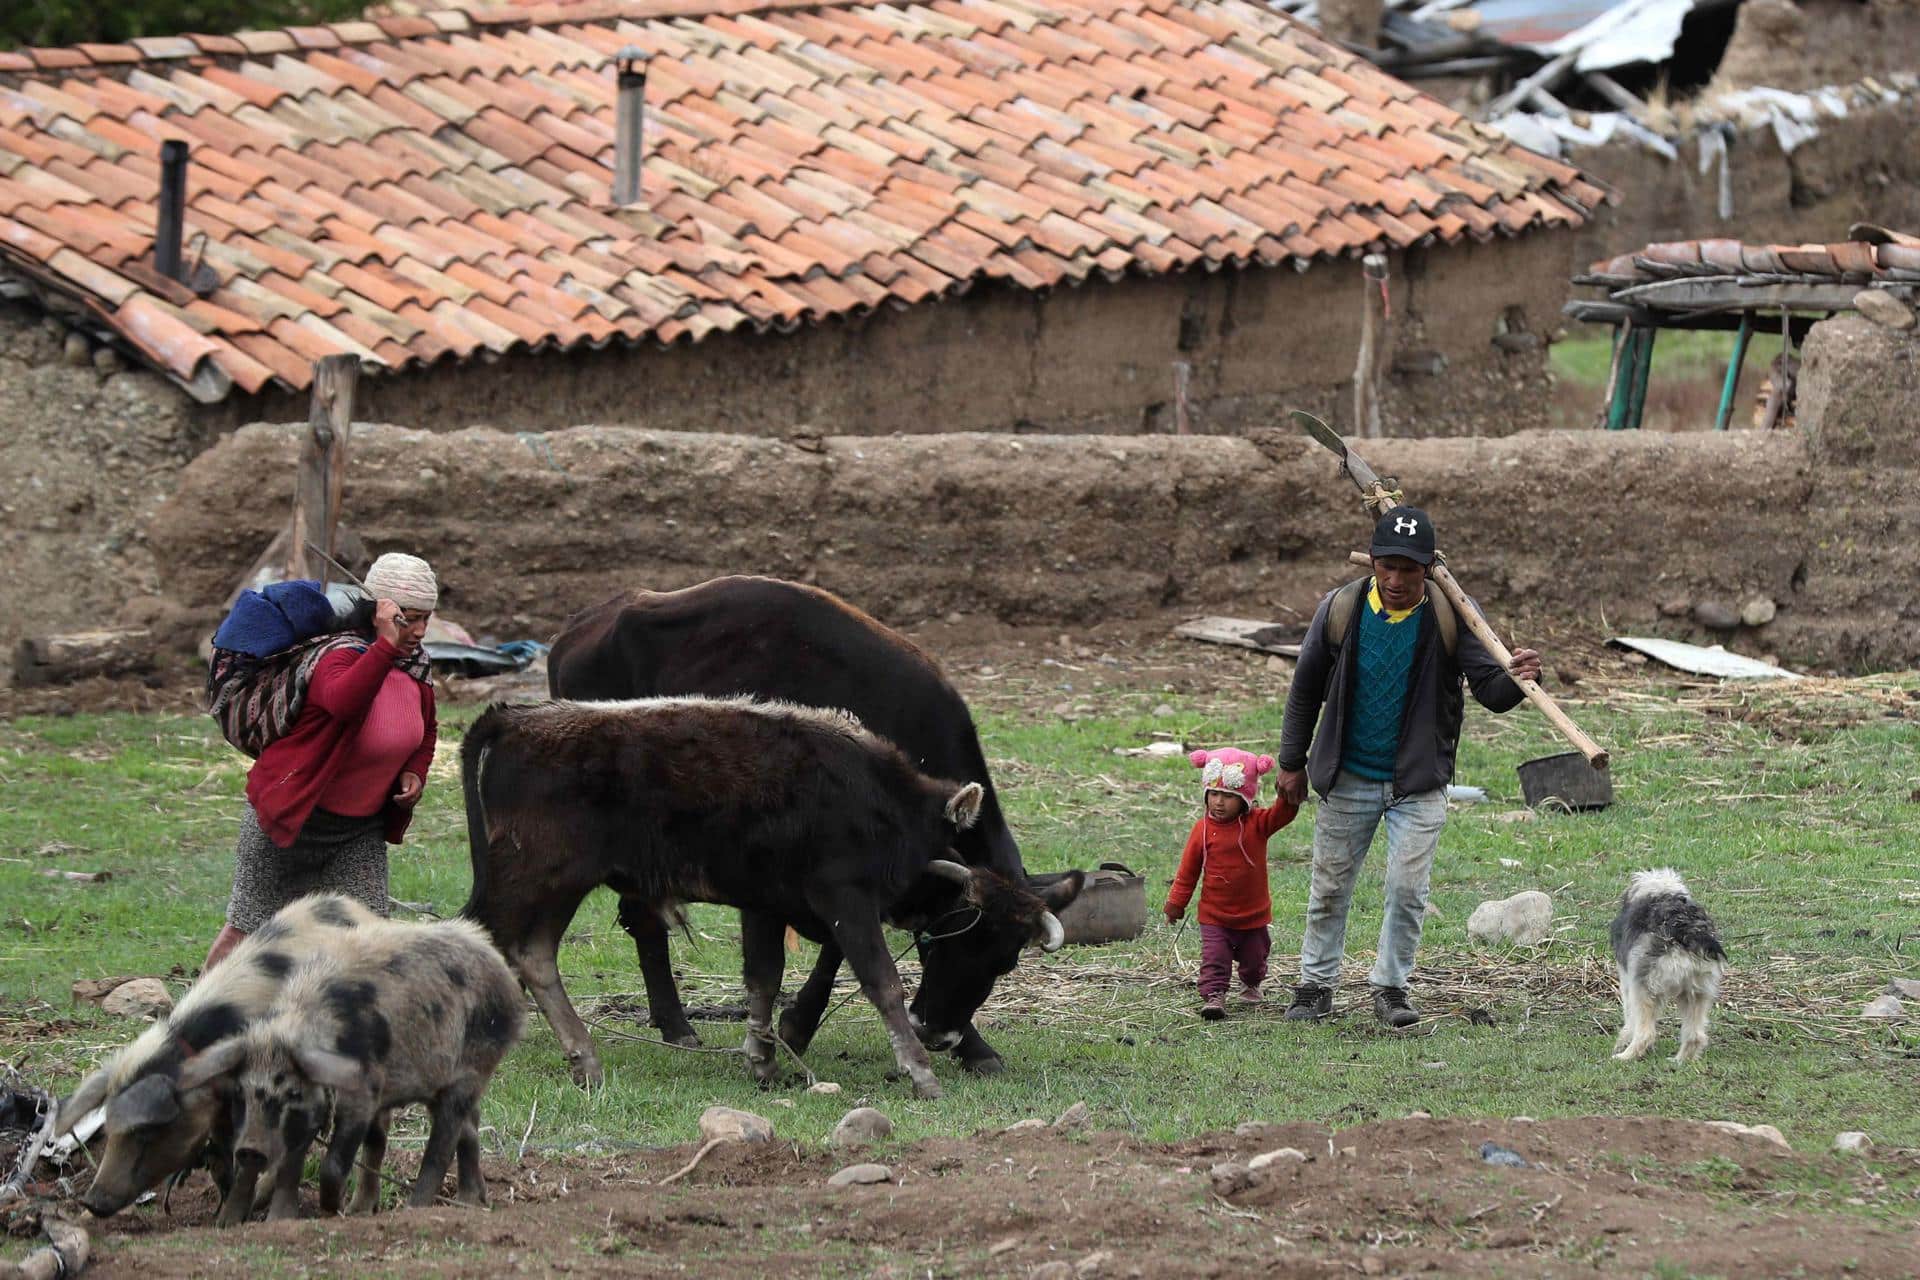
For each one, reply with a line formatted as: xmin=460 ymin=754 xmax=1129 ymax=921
xmin=1283 ymin=983 xmax=1333 ymax=1021
xmin=1372 ymin=985 xmax=1422 ymax=1029
xmin=1200 ymin=994 xmax=1227 ymax=1021
xmin=1235 ymin=984 xmax=1263 ymax=1005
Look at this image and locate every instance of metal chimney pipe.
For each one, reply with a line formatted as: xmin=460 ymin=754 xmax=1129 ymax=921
xmin=156 ymin=139 xmax=188 ymax=281
xmin=613 ymin=46 xmax=650 ymax=206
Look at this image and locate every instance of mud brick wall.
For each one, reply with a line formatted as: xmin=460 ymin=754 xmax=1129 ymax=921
xmin=233 ymin=231 xmax=1577 ymax=443
xmin=153 ymin=408 xmax=1918 ymax=671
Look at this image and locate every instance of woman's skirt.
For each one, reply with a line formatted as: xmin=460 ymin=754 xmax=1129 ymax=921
xmin=226 ymin=804 xmax=390 ymax=932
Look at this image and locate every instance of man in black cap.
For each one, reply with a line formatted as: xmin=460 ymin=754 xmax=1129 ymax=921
xmin=1274 ymin=507 xmax=1542 ymax=1028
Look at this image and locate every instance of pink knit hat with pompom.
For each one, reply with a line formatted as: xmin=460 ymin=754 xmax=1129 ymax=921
xmin=1189 ymin=747 xmax=1274 ymax=808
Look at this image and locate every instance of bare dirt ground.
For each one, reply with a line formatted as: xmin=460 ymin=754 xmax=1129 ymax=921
xmin=9 ymin=1117 xmax=1913 ymax=1278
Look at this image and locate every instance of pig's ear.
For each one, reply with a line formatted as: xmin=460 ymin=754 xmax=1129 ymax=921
xmin=291 ymin=1046 xmax=361 ymax=1091
xmin=176 ymin=1037 xmax=247 ymax=1092
xmin=55 ymin=1069 xmax=112 ymax=1137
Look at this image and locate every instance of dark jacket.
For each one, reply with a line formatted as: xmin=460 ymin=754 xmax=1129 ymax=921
xmin=1278 ymin=579 xmax=1524 ymax=799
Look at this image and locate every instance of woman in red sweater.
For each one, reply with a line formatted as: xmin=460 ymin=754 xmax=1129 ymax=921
xmin=1164 ymin=748 xmax=1298 ymax=1019
xmin=202 ymin=553 xmax=440 ymax=970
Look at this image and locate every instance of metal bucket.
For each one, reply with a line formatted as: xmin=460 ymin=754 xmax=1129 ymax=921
xmin=1038 ymin=862 xmax=1147 ymax=945
xmin=1516 ymin=752 xmax=1613 ymax=812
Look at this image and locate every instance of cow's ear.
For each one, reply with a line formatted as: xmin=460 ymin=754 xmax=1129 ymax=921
xmin=944 ymin=783 xmax=983 ymax=830
xmin=1036 ymin=870 xmax=1085 ymax=913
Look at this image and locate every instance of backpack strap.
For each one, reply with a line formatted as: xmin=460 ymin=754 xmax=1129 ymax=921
xmin=1326 ymin=576 xmax=1458 ymax=657
xmin=1323 ymin=579 xmax=1368 ymax=649
xmin=1427 ymin=583 xmax=1458 ymax=657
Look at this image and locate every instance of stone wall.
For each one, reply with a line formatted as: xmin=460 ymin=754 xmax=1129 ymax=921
xmin=0 ymin=302 xmax=221 ymax=682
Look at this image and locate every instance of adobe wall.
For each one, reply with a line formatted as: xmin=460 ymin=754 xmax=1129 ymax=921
xmin=1568 ymin=93 xmax=1920 ymax=268
xmin=237 ymin=231 xmax=1576 ymax=441
xmin=151 ymin=364 xmax=1920 ymax=672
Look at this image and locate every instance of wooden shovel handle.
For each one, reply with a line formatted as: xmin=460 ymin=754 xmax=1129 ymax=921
xmin=1346 ymin=552 xmax=1610 ymax=769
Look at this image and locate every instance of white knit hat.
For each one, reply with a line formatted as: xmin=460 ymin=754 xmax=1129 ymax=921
xmin=363 ymin=552 xmax=438 ymax=612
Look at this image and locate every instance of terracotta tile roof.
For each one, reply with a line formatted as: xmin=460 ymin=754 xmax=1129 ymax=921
xmin=1588 ymin=230 xmax=1920 ymax=287
xmin=0 ymin=0 xmax=1608 ymax=401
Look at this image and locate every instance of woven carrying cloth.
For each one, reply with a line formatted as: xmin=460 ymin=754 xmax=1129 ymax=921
xmin=206 ymin=633 xmax=430 ymax=759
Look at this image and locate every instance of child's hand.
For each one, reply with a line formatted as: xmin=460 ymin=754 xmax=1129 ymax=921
xmin=1163 ymin=905 xmax=1183 ymax=925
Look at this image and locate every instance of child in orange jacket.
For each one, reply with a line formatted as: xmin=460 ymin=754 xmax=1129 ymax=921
xmin=1164 ymin=748 xmax=1299 ymax=1019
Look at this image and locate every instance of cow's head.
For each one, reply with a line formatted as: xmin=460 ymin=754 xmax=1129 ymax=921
xmin=901 ymin=858 xmax=1083 ymax=1052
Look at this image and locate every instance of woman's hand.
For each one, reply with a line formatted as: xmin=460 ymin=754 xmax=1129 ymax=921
xmin=373 ymin=599 xmax=405 ymax=648
xmin=393 ymin=771 xmax=424 ymax=807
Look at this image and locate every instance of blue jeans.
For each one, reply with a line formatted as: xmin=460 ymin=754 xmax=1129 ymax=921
xmin=1298 ymin=770 xmax=1448 ymax=991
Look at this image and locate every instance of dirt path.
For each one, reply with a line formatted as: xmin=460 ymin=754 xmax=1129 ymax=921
xmin=46 ymin=1117 xmax=1916 ymax=1278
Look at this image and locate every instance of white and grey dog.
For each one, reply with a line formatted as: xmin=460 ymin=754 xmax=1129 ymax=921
xmin=1609 ymin=869 xmax=1726 ymax=1063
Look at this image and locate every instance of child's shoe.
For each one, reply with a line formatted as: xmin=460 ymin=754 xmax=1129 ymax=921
xmin=1236 ymin=984 xmax=1262 ymax=1005
xmin=1200 ymin=994 xmax=1227 ymax=1020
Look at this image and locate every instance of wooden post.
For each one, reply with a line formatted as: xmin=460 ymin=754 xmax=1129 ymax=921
xmin=1346 ymin=551 xmax=1608 ymax=768
xmin=1353 ymin=253 xmax=1389 ymax=440
xmin=1172 ymin=360 xmax=1191 ymax=435
xmin=287 ymin=355 xmax=359 ymax=585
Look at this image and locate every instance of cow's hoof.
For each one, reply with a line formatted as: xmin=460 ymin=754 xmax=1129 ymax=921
xmin=958 ymin=1051 xmax=1004 ymax=1076
xmin=569 ymin=1056 xmax=605 ymax=1089
xmin=669 ymin=1031 xmax=701 ymax=1049
xmin=776 ymin=1015 xmax=815 ymax=1057
xmin=911 ymin=1074 xmax=944 ymax=1100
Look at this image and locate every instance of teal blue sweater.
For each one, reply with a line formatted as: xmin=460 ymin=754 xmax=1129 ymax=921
xmin=1341 ymin=598 xmax=1420 ymax=780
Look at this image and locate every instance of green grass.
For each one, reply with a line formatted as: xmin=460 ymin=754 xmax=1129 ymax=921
xmin=3 ymin=680 xmax=1917 ymax=1188
xmin=1551 ymin=326 xmax=1790 ymax=390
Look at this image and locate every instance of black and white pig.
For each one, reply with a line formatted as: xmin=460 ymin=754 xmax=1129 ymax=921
xmin=57 ymin=894 xmax=379 ymax=1220
xmin=178 ymin=916 xmax=523 ymax=1215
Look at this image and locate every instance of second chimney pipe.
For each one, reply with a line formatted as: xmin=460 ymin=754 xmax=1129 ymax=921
xmin=613 ymin=46 xmax=649 ymax=206
xmin=156 ymin=139 xmax=188 ymax=282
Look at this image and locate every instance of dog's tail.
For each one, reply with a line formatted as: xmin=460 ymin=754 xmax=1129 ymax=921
xmin=1666 ymin=899 xmax=1726 ymax=963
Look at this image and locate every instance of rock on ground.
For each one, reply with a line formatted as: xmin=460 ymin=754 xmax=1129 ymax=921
xmin=1052 ymin=1101 xmax=1090 ymax=1129
xmin=1885 ymin=977 xmax=1920 ymax=1000
xmin=1467 ymin=891 xmax=1554 ymax=946
xmin=827 ymin=1162 xmax=892 ymax=1187
xmin=699 ymin=1106 xmax=774 ymax=1145
xmin=99 ymin=977 xmax=173 ymax=1019
xmin=1003 ymin=1118 xmax=1048 ymax=1135
xmin=806 ymin=1081 xmax=842 ymax=1095
xmin=1208 ymin=1161 xmax=1256 ymax=1197
xmin=1704 ymin=1121 xmax=1791 ymax=1151
xmin=1833 ymin=1132 xmax=1871 ymax=1153
xmin=1861 ymin=994 xmax=1906 ymax=1021
xmin=1248 ymin=1148 xmax=1308 ymax=1170
xmin=828 ymin=1107 xmax=893 ymax=1149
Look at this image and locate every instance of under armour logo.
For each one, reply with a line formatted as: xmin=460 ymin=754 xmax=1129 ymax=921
xmin=1394 ymin=516 xmax=1419 ymax=535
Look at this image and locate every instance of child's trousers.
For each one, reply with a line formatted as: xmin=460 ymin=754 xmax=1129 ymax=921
xmin=1199 ymin=923 xmax=1271 ymax=998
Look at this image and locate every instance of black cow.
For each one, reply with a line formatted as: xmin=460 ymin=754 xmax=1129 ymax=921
xmin=460 ymin=696 xmax=1079 ymax=1097
xmin=547 ymin=576 xmax=1058 ymax=1075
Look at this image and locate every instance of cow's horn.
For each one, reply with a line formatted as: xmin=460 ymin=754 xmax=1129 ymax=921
xmin=925 ymin=859 xmax=972 ymax=886
xmin=1037 ymin=911 xmax=1065 ymax=953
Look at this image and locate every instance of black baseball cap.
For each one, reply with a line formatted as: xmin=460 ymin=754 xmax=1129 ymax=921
xmin=1369 ymin=507 xmax=1435 ymax=566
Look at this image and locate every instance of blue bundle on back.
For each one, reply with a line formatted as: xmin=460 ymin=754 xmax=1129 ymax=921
xmin=211 ymin=580 xmax=338 ymax=657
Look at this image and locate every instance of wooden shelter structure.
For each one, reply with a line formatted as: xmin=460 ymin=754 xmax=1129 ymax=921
xmin=1564 ymin=224 xmax=1920 ymax=430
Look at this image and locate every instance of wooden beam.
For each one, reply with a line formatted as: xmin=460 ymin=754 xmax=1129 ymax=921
xmin=1353 ymin=253 xmax=1389 ymax=440
xmin=287 ymin=355 xmax=359 ymax=585
xmin=1583 ymin=71 xmax=1643 ymax=113
xmin=1487 ymin=49 xmax=1576 ymax=117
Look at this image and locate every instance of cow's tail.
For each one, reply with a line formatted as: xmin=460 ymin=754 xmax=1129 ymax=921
xmin=458 ymin=704 xmax=511 ymax=922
